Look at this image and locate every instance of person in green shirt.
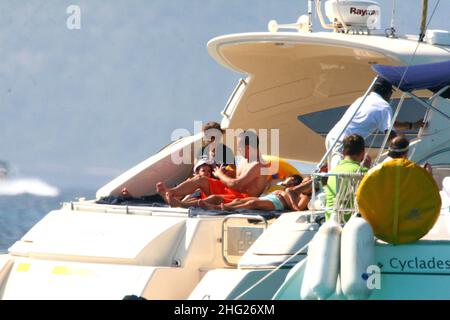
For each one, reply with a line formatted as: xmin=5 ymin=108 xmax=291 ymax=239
xmin=324 ymin=134 xmax=369 ymax=221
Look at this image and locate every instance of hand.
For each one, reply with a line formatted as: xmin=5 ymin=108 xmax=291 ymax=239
xmin=300 ymin=176 xmax=312 ymax=186
xmin=362 ymin=153 xmax=372 ymax=168
xmin=424 ymin=162 xmax=433 ymax=175
xmin=213 ymin=164 xmax=224 ymax=178
xmin=412 ymin=120 xmax=425 ymax=130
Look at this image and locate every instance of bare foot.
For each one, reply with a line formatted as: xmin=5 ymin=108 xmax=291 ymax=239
xmin=165 ymin=191 xmax=183 ymax=207
xmin=156 ymin=182 xmax=167 ymax=198
xmin=121 ymin=187 xmax=132 ymax=198
xmin=197 ymin=199 xmax=207 ymax=209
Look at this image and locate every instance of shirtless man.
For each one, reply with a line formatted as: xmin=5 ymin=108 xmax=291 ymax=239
xmin=157 ymin=130 xmax=271 ymax=207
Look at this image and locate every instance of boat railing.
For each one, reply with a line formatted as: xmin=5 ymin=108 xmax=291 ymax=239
xmin=310 ymin=171 xmax=365 ymax=224
xmin=64 ymin=201 xmax=192 ymax=218
xmin=375 ymin=85 xmax=450 ymax=165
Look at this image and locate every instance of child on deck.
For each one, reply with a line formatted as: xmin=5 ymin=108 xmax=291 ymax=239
xmin=177 ymin=158 xmax=215 ymax=207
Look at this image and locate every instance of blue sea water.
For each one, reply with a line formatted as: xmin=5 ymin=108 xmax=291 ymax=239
xmin=0 ymin=182 xmax=95 ymax=252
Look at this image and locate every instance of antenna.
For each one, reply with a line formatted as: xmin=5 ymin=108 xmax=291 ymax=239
xmin=268 ymin=15 xmax=310 ymax=33
xmin=386 ymin=0 xmax=397 ymax=37
xmin=419 ymin=0 xmax=428 ymax=42
xmin=308 ymin=0 xmax=313 ymax=32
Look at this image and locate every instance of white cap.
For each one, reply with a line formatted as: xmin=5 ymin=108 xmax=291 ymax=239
xmin=194 ymin=158 xmax=215 ymax=173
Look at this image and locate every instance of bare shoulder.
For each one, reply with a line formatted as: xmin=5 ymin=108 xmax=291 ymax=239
xmin=249 ymin=161 xmax=266 ymax=173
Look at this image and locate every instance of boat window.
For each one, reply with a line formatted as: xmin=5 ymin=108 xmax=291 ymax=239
xmin=297 ymin=98 xmax=427 ymax=148
xmin=221 ymin=78 xmax=247 ymax=119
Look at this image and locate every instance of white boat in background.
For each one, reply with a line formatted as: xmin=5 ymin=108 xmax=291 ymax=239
xmin=1 ymin=0 xmax=450 ymax=299
xmin=0 ymin=161 xmax=9 ymax=179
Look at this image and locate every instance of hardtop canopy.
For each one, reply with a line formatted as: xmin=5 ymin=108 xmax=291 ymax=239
xmin=373 ymin=60 xmax=450 ymax=93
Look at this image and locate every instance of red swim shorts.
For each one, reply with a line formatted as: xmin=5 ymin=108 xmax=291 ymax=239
xmin=201 ymin=178 xmax=249 ymax=204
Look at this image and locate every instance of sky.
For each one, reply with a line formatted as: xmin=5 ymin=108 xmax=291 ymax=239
xmin=0 ymin=0 xmax=449 ymax=190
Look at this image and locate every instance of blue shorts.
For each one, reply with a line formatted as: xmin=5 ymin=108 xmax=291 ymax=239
xmin=259 ymin=193 xmax=285 ymax=211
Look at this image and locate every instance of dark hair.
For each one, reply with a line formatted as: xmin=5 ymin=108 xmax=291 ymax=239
xmin=343 ymin=134 xmax=365 ymax=156
xmin=195 ymin=163 xmax=211 ymax=173
xmin=289 ymin=174 xmax=303 ymax=186
xmin=388 ymin=135 xmax=409 ymax=158
xmin=372 ymin=77 xmax=393 ymax=99
xmin=202 ymin=121 xmax=223 ymax=134
xmin=239 ymin=130 xmax=259 ymax=149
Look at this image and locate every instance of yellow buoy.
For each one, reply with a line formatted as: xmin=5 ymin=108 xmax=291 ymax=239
xmin=356 ymin=158 xmax=441 ymax=244
xmin=261 ymin=155 xmax=302 ymax=195
xmin=262 ymin=155 xmax=302 ymax=180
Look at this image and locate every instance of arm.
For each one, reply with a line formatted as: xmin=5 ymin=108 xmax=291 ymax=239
xmin=424 ymin=162 xmax=433 ymax=175
xmin=213 ymin=164 xmax=258 ymax=190
xmin=385 ymin=129 xmax=397 ymax=141
xmin=296 ymin=194 xmax=310 ymax=211
xmin=394 ymin=120 xmax=424 ymax=131
xmin=283 ymin=189 xmax=301 ymax=211
xmin=290 ymin=177 xmax=313 ymax=194
xmin=385 ymin=120 xmax=423 ymax=143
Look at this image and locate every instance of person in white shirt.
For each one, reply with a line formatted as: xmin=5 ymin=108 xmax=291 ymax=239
xmin=326 ymin=77 xmax=423 ymax=170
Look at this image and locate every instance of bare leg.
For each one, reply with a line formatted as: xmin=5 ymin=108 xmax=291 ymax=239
xmin=205 ymin=195 xmax=226 ymax=205
xmin=224 ymin=199 xmax=275 ymax=211
xmin=156 ymin=176 xmax=211 ymax=200
xmin=179 ymin=198 xmax=200 ymax=208
xmin=198 ymin=198 xmax=222 ymax=210
xmin=197 ymin=195 xmax=229 ymax=210
xmin=166 ymin=192 xmax=200 ymax=208
xmin=198 ymin=195 xmax=258 ymax=210
xmin=165 ymin=192 xmax=183 ymax=207
xmin=166 ymin=193 xmax=223 ymax=209
xmin=156 ymin=182 xmax=168 ymax=199
xmin=226 ymin=198 xmax=258 ymax=206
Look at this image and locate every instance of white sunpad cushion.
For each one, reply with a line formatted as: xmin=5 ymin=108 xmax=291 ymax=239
xmin=440 ymin=191 xmax=450 ymax=209
xmin=443 ymin=177 xmax=450 ymax=198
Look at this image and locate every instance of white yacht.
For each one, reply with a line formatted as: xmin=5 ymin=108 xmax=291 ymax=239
xmin=0 ymin=161 xmax=8 ymax=180
xmin=1 ymin=0 xmax=450 ymax=299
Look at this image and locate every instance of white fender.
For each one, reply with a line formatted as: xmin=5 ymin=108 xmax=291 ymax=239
xmin=340 ymin=214 xmax=375 ymax=300
xmin=300 ymin=216 xmax=341 ymax=300
xmin=300 ymin=238 xmax=318 ymax=300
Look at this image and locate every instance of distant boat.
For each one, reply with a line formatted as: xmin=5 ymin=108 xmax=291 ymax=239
xmin=0 ymin=161 xmax=8 ymax=179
